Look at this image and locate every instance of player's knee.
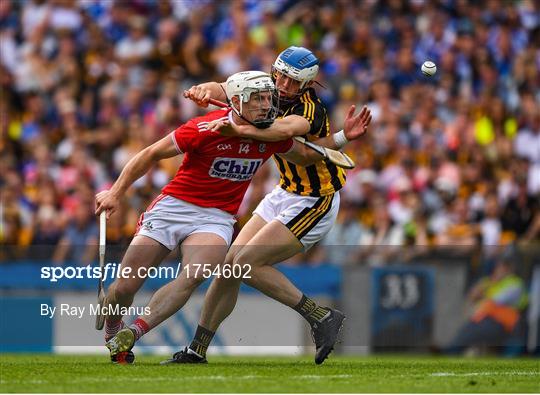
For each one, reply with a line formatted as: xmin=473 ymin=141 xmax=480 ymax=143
xmin=232 ymin=249 xmax=267 ymax=270
xmin=214 ymin=272 xmax=242 ymax=287
xmin=183 ymin=272 xmax=206 ymax=288
xmin=111 ymin=280 xmax=138 ymax=301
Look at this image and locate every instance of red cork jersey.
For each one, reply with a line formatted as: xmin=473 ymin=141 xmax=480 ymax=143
xmin=162 ymin=109 xmax=293 ymax=214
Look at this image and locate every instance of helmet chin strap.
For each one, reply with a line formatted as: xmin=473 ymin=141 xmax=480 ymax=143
xmin=233 ymin=107 xmax=273 ymax=129
xmin=251 ymin=119 xmax=273 ymax=129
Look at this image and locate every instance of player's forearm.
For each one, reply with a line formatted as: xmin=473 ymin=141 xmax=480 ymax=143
xmin=278 ymin=142 xmax=320 ymax=166
xmin=239 ymin=117 xmax=310 ymax=142
xmin=312 ymin=134 xmax=340 ymax=150
xmin=300 ymin=148 xmax=324 ymax=165
xmin=238 ymin=125 xmax=289 ymax=142
xmin=201 ymin=82 xmax=227 ymax=102
xmin=109 ymin=149 xmax=156 ymax=197
xmin=281 ymin=133 xmax=349 ymax=166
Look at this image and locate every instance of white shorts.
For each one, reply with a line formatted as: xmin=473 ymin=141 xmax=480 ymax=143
xmin=253 ymin=187 xmax=340 ymax=250
xmin=136 ymin=194 xmax=236 ymax=250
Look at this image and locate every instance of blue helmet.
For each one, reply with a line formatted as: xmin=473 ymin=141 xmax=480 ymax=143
xmin=272 ymin=46 xmax=319 ymax=91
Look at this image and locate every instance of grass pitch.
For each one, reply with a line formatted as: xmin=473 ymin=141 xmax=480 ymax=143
xmin=0 ymin=354 xmax=538 ymax=393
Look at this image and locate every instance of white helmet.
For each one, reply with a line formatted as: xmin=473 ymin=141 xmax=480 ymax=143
xmin=225 ymin=71 xmax=278 ymax=129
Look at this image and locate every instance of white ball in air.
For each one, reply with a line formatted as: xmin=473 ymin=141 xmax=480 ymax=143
xmin=421 ymin=61 xmax=437 ymax=76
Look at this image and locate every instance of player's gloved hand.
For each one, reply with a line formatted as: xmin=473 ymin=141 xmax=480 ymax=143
xmin=184 ymin=86 xmax=211 ymax=108
xmin=343 ymin=105 xmax=372 ymax=141
xmin=95 ymin=190 xmax=120 ymax=219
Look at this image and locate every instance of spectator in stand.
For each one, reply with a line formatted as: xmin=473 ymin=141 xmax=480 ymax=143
xmin=433 ymin=196 xmax=478 ymax=257
xmin=444 ymin=259 xmax=528 ymax=354
xmin=356 ymin=199 xmax=404 ymax=267
xmin=52 ymin=200 xmax=98 ymax=266
xmin=321 ymin=200 xmax=366 ymax=266
xmin=115 ymin=15 xmax=153 ymax=66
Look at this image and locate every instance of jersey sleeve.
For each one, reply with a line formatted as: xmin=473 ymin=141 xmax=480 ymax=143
xmin=273 ymin=138 xmax=294 ymax=154
xmin=170 ymin=120 xmax=201 ymax=153
xmin=289 ymin=92 xmax=325 ymax=136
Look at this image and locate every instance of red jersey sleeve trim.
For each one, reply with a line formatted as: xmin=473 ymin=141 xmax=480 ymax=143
xmin=170 ymin=131 xmax=182 ymax=154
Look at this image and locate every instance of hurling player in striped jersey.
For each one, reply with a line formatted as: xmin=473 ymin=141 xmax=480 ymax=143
xmin=168 ymin=46 xmax=372 ymax=365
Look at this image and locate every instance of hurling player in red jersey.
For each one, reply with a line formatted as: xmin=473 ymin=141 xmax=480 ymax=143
xmin=96 ymin=71 xmax=369 ymax=363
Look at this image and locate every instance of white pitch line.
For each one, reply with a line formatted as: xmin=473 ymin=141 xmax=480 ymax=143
xmin=0 ymin=374 xmax=355 ymax=385
xmin=430 ymin=371 xmax=539 ymax=377
xmin=296 ymin=374 xmax=353 ymax=379
xmin=5 ymin=372 xmax=538 ymax=386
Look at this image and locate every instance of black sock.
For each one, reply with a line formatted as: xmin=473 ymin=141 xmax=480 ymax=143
xmin=293 ymin=294 xmax=331 ymax=326
xmin=189 ymin=325 xmax=215 ymax=357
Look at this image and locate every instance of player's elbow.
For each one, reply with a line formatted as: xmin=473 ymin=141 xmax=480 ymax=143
xmin=280 ymin=128 xmax=298 ymax=139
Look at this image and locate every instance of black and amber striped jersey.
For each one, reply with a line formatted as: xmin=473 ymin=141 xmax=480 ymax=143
xmin=273 ymin=88 xmax=346 ymax=197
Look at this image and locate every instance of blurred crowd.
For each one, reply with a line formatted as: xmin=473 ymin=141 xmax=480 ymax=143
xmin=1 ymin=0 xmax=539 ymax=272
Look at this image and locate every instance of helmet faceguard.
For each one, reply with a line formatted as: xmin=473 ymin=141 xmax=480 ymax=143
xmin=271 ymin=46 xmax=319 ymax=103
xmin=226 ymin=71 xmax=279 ymax=129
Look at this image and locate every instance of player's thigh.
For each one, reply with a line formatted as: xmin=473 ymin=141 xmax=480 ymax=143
xmin=233 ymin=219 xmax=303 ymax=269
xmin=113 ymin=235 xmax=171 ymax=295
xmin=180 ymin=232 xmax=229 ymax=280
xmin=225 ymin=214 xmax=268 ymax=265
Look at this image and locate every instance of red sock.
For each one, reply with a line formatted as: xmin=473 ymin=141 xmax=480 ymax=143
xmin=105 ymin=319 xmax=124 ymax=342
xmin=129 ymin=318 xmax=150 ymax=341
